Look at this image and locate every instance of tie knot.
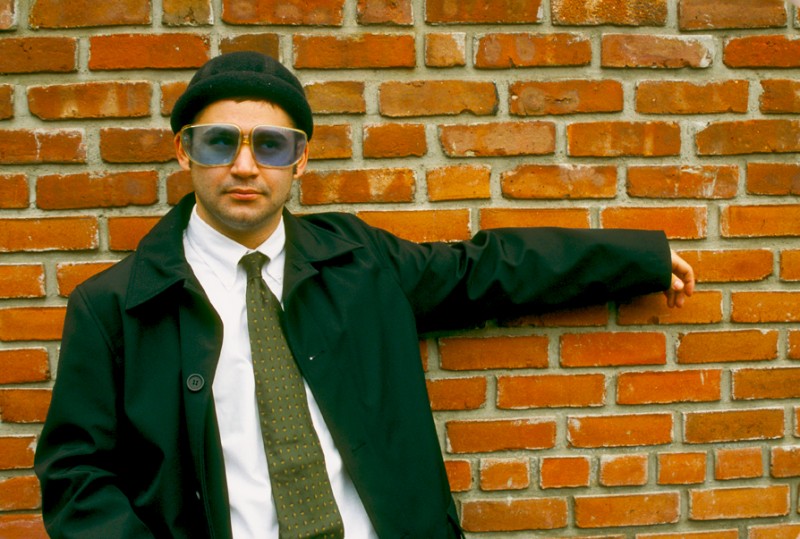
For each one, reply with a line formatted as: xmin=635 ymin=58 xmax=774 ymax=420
xmin=240 ymin=251 xmax=269 ymax=280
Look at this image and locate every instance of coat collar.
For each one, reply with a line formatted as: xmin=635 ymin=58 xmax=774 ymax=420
xmin=125 ymin=194 xmax=363 ymax=310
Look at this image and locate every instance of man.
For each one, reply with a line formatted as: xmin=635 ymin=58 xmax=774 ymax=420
xmin=35 ymin=52 xmax=694 ymax=539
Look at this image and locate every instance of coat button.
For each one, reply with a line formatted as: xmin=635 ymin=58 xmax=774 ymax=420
xmin=186 ymin=374 xmax=205 ymax=392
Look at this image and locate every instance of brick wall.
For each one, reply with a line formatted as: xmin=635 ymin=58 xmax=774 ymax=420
xmin=1 ymin=0 xmax=800 ymax=536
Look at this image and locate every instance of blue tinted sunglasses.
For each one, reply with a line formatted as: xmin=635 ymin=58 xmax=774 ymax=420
xmin=179 ymin=123 xmax=307 ymax=168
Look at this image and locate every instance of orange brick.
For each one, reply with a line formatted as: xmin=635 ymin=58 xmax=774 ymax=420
xmin=657 ymin=452 xmax=706 ymax=485
xmin=56 ymin=261 xmax=115 ymax=297
xmin=475 ymin=33 xmax=591 ymax=69
xmin=627 ymin=165 xmax=738 ymax=199
xmin=107 ymin=216 xmax=160 ymax=251
xmin=305 ymin=82 xmax=365 ymax=115
xmin=568 ymin=121 xmax=681 ymax=157
xmin=0 ymin=0 xmax=13 ymax=30
xmin=426 ymin=165 xmax=491 ymax=202
xmin=0 ymin=84 xmax=13 ymax=119
xmin=501 ymin=164 xmax=616 ymax=200
xmin=0 ymin=217 xmax=97 ymax=252
xmin=747 ymin=162 xmax=800 ymax=195
xmin=163 ymin=0 xmax=213 ymax=26
xmin=307 ymin=124 xmax=352 ymax=160
xmin=715 ymin=447 xmax=763 ymax=480
xmin=760 ymin=79 xmax=800 ymax=114
xmin=553 ymin=0 xmax=666 ymax=25
xmin=222 ymin=0 xmax=344 ymax=25
xmin=697 ymin=120 xmax=800 ymax=156
xmin=379 ymin=80 xmax=497 ymax=117
xmin=480 ymin=208 xmax=590 ymax=230
xmin=0 ymin=175 xmax=26 ymax=209
xmin=750 ymin=523 xmax=800 ymax=539
xmin=444 ymin=460 xmax=472 ymax=492
xmin=497 ymin=373 xmax=605 ymax=409
xmin=684 ymin=409 xmax=784 ymax=444
xmin=0 ymin=514 xmax=47 ymax=539
xmin=100 ymin=128 xmax=175 ymax=163
xmin=574 ymin=492 xmax=679 ymax=528
xmin=601 ymin=206 xmax=707 ymax=239
xmin=356 ymin=209 xmax=470 ymax=242
xmin=733 ymin=367 xmax=800 ymax=400
xmin=722 ymin=205 xmax=800 ymax=237
xmin=510 ymin=80 xmax=623 ymax=116
xmin=637 ymin=80 xmax=748 ymax=115
xmin=602 ymin=34 xmax=712 ymax=68
xmin=89 ymin=34 xmax=209 ymax=70
xmin=678 ymin=249 xmax=773 ymax=283
xmin=568 ymin=413 xmax=673 ymax=448
xmin=301 ymin=168 xmax=414 ymax=205
xmin=30 ymin=0 xmax=150 ymax=28
xmin=790 ymin=331 xmax=800 ymax=360
xmin=640 ymin=532 xmax=738 ymax=539
xmin=461 ymin=498 xmax=567 ymax=532
xmin=219 ymin=33 xmax=279 ymax=56
xmin=0 ymin=37 xmax=77 ymax=74
xmin=690 ymin=485 xmax=790 ymax=520
xmin=0 ymin=307 xmax=66 ymax=342
xmin=440 ymin=121 xmax=555 ymax=157
xmin=599 ymin=454 xmax=648 ymax=487
xmin=680 ymin=0 xmax=786 ymax=29
xmin=28 ymin=81 xmax=151 ymax=120
xmin=166 ymin=170 xmax=192 ymax=205
xmin=0 ymin=349 xmax=50 ymax=385
xmin=0 ymin=129 xmax=85 ymax=164
xmin=0 ymin=389 xmax=52 ymax=423
xmin=159 ymin=81 xmax=188 ymax=117
xmin=0 ymin=436 xmax=36 ymax=470
xmin=724 ymin=35 xmax=800 ymax=68
xmin=37 ymin=171 xmax=158 ymax=210
xmin=560 ymin=332 xmax=666 ymax=368
xmin=732 ymin=292 xmax=800 ymax=323
xmin=446 ymin=419 xmax=556 ymax=454
xmin=293 ymin=34 xmax=414 ymax=69
xmin=617 ymin=369 xmax=721 ymax=405
xmin=0 ymin=264 xmax=44 ymax=298
xmin=617 ymin=290 xmax=723 ymax=325
xmin=770 ymin=446 xmax=800 ymax=478
xmin=539 ymin=456 xmax=591 ymax=489
xmin=0 ymin=475 xmax=41 ymax=510
xmin=439 ymin=335 xmax=548 ymax=371
xmin=782 ymin=250 xmax=800 ymax=281
xmin=425 ymin=377 xmax=486 ymax=411
xmin=479 ymin=458 xmax=529 ymax=491
xmin=677 ymin=330 xmax=779 ymax=364
xmin=357 ymin=0 xmax=411 ymax=25
xmin=503 ymin=304 xmax=609 ymax=328
xmin=426 ymin=0 xmax=542 ymax=24
xmin=363 ymin=123 xmax=426 ymax=158
xmin=425 ymin=33 xmax=466 ymax=67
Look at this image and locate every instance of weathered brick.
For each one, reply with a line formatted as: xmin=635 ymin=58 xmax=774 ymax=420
xmin=307 ymin=124 xmax=352 ymax=160
xmin=789 ymin=331 xmax=800 ymax=360
xmin=294 ymin=34 xmax=414 ymax=69
xmin=30 ymin=0 xmax=151 ymax=28
xmin=379 ymin=80 xmax=497 ymax=117
xmin=0 ymin=514 xmax=47 ymax=539
xmin=100 ymin=128 xmax=175 ymax=163
xmin=426 ymin=0 xmax=542 ymax=24
xmin=574 ymin=492 xmax=679 ymax=528
xmin=636 ymin=80 xmax=748 ymax=114
xmin=697 ymin=120 xmax=800 ymax=155
xmin=677 ymin=330 xmax=779 ymax=364
xmin=602 ymin=34 xmax=712 ymax=68
xmin=568 ymin=121 xmax=681 ymax=157
xmin=0 ymin=475 xmax=41 ymax=510
xmin=439 ymin=335 xmax=548 ymax=371
xmin=497 ymin=373 xmax=605 ymax=409
xmin=222 ymin=0 xmax=344 ymax=25
xmin=724 ymin=35 xmax=800 ymax=68
xmin=0 ymin=264 xmax=44 ymax=299
xmin=714 ymin=447 xmax=763 ymax=480
xmin=0 ymin=84 xmax=13 ymax=120
xmin=732 ymin=367 xmax=800 ymax=400
xmin=0 ymin=388 xmax=51 ymax=423
xmin=444 ymin=460 xmax=471 ymax=492
xmin=568 ymin=413 xmax=673 ymax=448
xmin=617 ymin=369 xmax=721 ymax=405
xmin=539 ymin=456 xmax=591 ymax=489
xmin=425 ymin=33 xmax=466 ymax=67
xmin=426 ymin=377 xmax=486 ymax=411
xmin=0 ymin=129 xmax=85 ymax=164
xmin=162 ymin=0 xmax=212 ymax=26
xmin=56 ymin=262 xmax=115 ymax=297
xmin=770 ymin=446 xmax=800 ymax=478
xmin=107 ymin=216 xmax=159 ymax=251
xmin=167 ymin=170 xmax=192 ymax=205
xmin=479 ymin=458 xmax=529 ymax=491
xmin=480 ymin=208 xmax=590 ymax=229
xmin=690 ymin=485 xmax=790 ymax=520
xmin=0 ymin=217 xmax=97 ymax=252
xmin=679 ymin=0 xmax=786 ymax=30
xmin=657 ymin=452 xmax=706 ymax=485
xmin=0 ymin=0 xmax=14 ymax=30
xmin=475 ymin=33 xmax=591 ymax=69
xmin=627 ymin=165 xmax=738 ymax=199
xmin=760 ymin=79 xmax=800 ymax=114
xmin=684 ymin=408 xmax=784 ymax=444
xmin=750 ymin=523 xmax=800 ymax=539
xmin=427 ymin=165 xmax=491 ymax=202
xmin=300 ymin=168 xmax=414 ymax=205
xmin=747 ymin=162 xmax=800 ymax=195
xmin=722 ymin=205 xmax=800 ymax=237
xmin=0 ymin=37 xmax=77 ymax=74
xmin=461 ymin=498 xmax=567 ymax=532
xmin=561 ymin=332 xmax=666 ymax=367
xmin=446 ymin=419 xmax=556 ymax=453
xmin=89 ymin=34 xmax=209 ymax=70
xmin=640 ymin=529 xmax=737 ymax=539
xmin=306 ymin=82 xmax=365 ymax=115
xmin=782 ymin=250 xmax=800 ymax=281
xmin=678 ymin=249 xmax=773 ymax=283
xmin=617 ymin=290 xmax=723 ymax=325
xmin=0 ymin=436 xmax=37 ymax=470
xmin=552 ymin=0 xmax=667 ymax=26
xmin=599 ymin=454 xmax=648 ymax=486
xmin=160 ymin=81 xmax=188 ymax=117
xmin=0 ymin=175 xmax=28 ymax=209
xmin=363 ymin=123 xmax=426 ymax=158
xmin=357 ymin=0 xmax=412 ymax=25
xmin=601 ymin=206 xmax=707 ymax=239
xmin=356 ymin=210 xmax=470 ymax=242
xmin=440 ymin=121 xmax=555 ymax=157
xmin=28 ymin=81 xmax=151 ymax=120
xmin=37 ymin=171 xmax=158 ymax=210
xmin=502 ymin=164 xmax=616 ymax=200
xmin=510 ymin=80 xmax=623 ymax=116
xmin=0 ymin=348 xmax=50 ymax=385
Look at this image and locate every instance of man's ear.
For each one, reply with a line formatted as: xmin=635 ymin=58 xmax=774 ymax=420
xmin=174 ymin=133 xmax=191 ymax=171
xmin=293 ymin=143 xmax=310 ymax=178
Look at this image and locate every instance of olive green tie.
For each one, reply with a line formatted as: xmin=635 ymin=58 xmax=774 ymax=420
xmin=240 ymin=252 xmax=344 ymax=539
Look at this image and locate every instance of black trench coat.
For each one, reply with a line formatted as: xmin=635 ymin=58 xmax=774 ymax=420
xmin=35 ymin=194 xmax=671 ymax=539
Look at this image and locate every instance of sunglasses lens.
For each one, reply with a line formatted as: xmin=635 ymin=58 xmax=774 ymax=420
xmin=182 ymin=124 xmax=240 ymax=166
xmin=251 ymin=126 xmax=307 ymax=167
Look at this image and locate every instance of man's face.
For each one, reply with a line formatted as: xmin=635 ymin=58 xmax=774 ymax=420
xmin=175 ymin=99 xmax=309 ymax=248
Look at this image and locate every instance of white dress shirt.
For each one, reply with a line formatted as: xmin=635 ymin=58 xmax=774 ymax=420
xmin=183 ymin=208 xmax=377 ymax=539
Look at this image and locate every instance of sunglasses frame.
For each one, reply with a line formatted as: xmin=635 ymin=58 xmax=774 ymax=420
xmin=178 ymin=123 xmax=308 ymax=169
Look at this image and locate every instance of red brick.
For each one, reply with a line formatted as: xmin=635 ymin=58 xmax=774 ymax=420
xmin=568 ymin=413 xmax=673 ymax=448
xmin=722 ymin=204 xmax=800 ymax=238
xmin=100 ymin=128 xmax=175 ymax=163
xmin=300 ymin=168 xmax=414 ymax=205
xmin=697 ymin=120 xmax=800 ymax=155
xmin=715 ymin=447 xmax=763 ymax=480
xmin=553 ymin=0 xmax=667 ymax=25
xmin=425 ymin=33 xmax=466 ymax=67
xmin=0 ymin=0 xmax=14 ymax=30
xmin=479 ymin=458 xmax=529 ymax=491
xmin=357 ymin=0 xmax=412 ymax=25
xmin=461 ymin=498 xmax=567 ymax=532
xmin=293 ymin=34 xmax=414 ymax=69
xmin=790 ymin=331 xmax=800 ymax=361
xmin=502 ymin=164 xmax=616 ymax=200
xmin=747 ymin=162 xmax=800 ymax=195
xmin=0 ymin=514 xmax=47 ymax=539
xmin=307 ymin=124 xmax=352 ymax=160
xmin=446 ymin=419 xmax=556 ymax=453
xmin=680 ymin=0 xmax=786 ymax=29
xmin=426 ymin=377 xmax=486 ymax=411
xmin=0 ymin=37 xmax=77 ymax=74
xmin=690 ymin=485 xmax=790 ymax=520
xmin=601 ymin=206 xmax=707 ymax=239
xmin=475 ymin=33 xmax=591 ymax=69
xmin=617 ymin=369 xmax=721 ymax=405
xmin=510 ymin=80 xmax=623 ymax=116
xmin=733 ymin=367 xmax=800 ymax=400
xmin=657 ymin=452 xmax=706 ymax=485
xmin=356 ymin=210 xmax=469 ymax=242
xmin=363 ymin=123 xmax=426 ymax=158
xmin=306 ymin=82 xmax=365 ymax=115
xmin=37 ymin=171 xmax=158 ymax=210
xmin=760 ymin=79 xmax=800 ymax=114
xmin=0 ymin=264 xmax=44 ymax=298
xmin=617 ymin=290 xmax=723 ymax=325
xmin=0 ymin=307 xmax=65 ymax=342
xmin=497 ymin=373 xmax=605 ymax=409
xmin=640 ymin=531 xmax=738 ymax=539
xmin=57 ymin=262 xmax=115 ymax=297
xmin=222 ymin=0 xmax=344 ymax=25
xmin=28 ymin=81 xmax=151 ymax=120
xmin=574 ymin=492 xmax=679 ymax=528
xmin=637 ymin=80 xmax=748 ymax=114
xmin=480 ymin=208 xmax=590 ymax=229
xmin=0 ymin=84 xmax=13 ymax=119
xmin=732 ymin=292 xmax=800 ymax=323
xmin=426 ymin=0 xmax=542 ymax=24
xmin=439 ymin=335 xmax=548 ymax=371
xmin=540 ymin=456 xmax=591 ymax=489
xmin=770 ymin=446 xmax=800 ymax=478
xmin=440 ymin=121 xmax=555 ymax=158
xmin=0 ymin=389 xmax=52 ymax=423
xmin=627 ymin=165 xmax=738 ymax=199
xmin=162 ymin=0 xmax=212 ymax=25
xmin=444 ymin=460 xmax=471 ymax=492
xmin=160 ymin=81 xmax=188 ymax=117
xmin=568 ymin=121 xmax=681 ymax=157
xmin=379 ymin=80 xmax=497 ymax=117
xmin=0 ymin=175 xmax=28 ymax=209
xmin=89 ymin=34 xmax=209 ymax=70
xmin=725 ymin=35 xmax=800 ymax=68
xmin=107 ymin=216 xmax=159 ymax=251
xmin=678 ymin=249 xmax=773 ymax=283
xmin=0 ymin=475 xmax=41 ymax=510
xmin=30 ymin=0 xmax=151 ymax=28
xmin=684 ymin=409 xmax=784 ymax=444
xmin=0 ymin=217 xmax=97 ymax=252
xmin=427 ymin=165 xmax=491 ymax=202
xmin=0 ymin=129 xmax=85 ymax=164
xmin=166 ymin=169 xmax=192 ymax=205
xmin=561 ymin=332 xmax=666 ymax=367
xmin=599 ymin=454 xmax=648 ymax=487
xmin=0 ymin=348 xmax=49 ymax=385
xmin=678 ymin=330 xmax=779 ymax=364
xmin=219 ymin=33 xmax=280 ymax=57
xmin=782 ymin=250 xmax=800 ymax=281
xmin=0 ymin=436 xmax=36 ymax=470
xmin=504 ymin=304 xmax=609 ymax=328
xmin=750 ymin=523 xmax=800 ymax=539
xmin=602 ymin=34 xmax=712 ymax=68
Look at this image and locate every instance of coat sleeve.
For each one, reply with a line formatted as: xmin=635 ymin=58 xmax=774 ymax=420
xmin=365 ymin=225 xmax=673 ymax=333
xmin=34 ymin=286 xmax=155 ymax=539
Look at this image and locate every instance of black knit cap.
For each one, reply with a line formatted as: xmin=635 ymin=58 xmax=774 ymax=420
xmin=170 ymin=51 xmax=313 ymax=139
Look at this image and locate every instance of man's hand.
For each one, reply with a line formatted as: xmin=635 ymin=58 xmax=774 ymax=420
xmin=665 ymin=250 xmax=695 ymax=308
